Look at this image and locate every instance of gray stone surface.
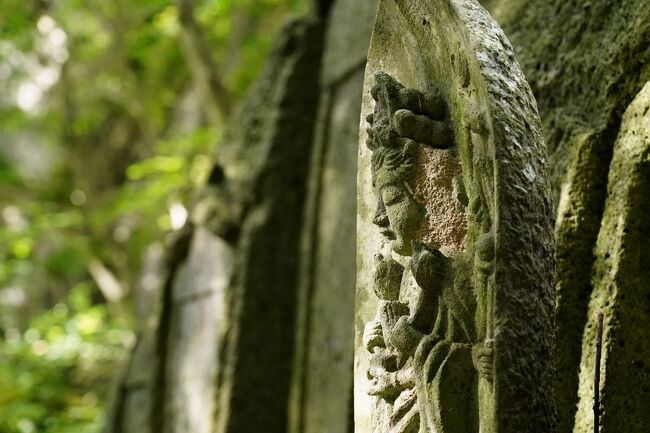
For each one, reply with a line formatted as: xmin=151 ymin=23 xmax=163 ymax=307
xmin=572 ymin=80 xmax=650 ymax=433
xmin=165 ymin=227 xmax=233 ymax=433
xmin=289 ymin=1 xmax=379 ymax=432
xmin=321 ymin=0 xmax=379 ymax=86
xmin=122 ymin=388 xmax=153 ymax=433
xmin=171 ymin=227 xmax=233 ymax=303
xmin=290 ymin=68 xmax=365 ymax=433
xmin=101 ymin=335 xmax=157 ymax=433
xmin=102 ymin=224 xmax=234 ymax=433
xmin=124 ymin=330 xmax=158 ymax=387
xmin=355 ymin=1 xmax=555 ymax=432
xmin=482 ymin=2 xmax=650 ymax=431
xmin=303 ymin=70 xmax=362 ymax=432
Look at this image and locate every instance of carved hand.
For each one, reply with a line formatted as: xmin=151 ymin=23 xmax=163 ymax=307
xmin=410 ymin=241 xmax=449 ymax=294
xmin=389 ymin=315 xmax=425 ymax=358
xmin=367 ymin=363 xmax=415 ymax=398
xmin=367 ymin=72 xmax=453 ymax=151
xmin=408 ymin=241 xmax=449 ymax=333
xmin=369 ymin=349 xmax=398 ymax=373
xmin=364 ymin=320 xmax=385 ymax=352
xmin=379 ymin=300 xmax=409 ymax=330
xmin=367 ymin=370 xmax=400 ymax=398
xmin=388 ymin=82 xmax=452 ymax=149
xmin=393 ymin=108 xmax=452 ymax=149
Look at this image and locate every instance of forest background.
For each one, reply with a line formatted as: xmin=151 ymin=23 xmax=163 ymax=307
xmin=0 ymin=1 xmax=306 ymax=432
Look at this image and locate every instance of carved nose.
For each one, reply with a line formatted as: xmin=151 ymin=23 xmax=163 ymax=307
xmin=373 ymin=198 xmax=389 ymax=227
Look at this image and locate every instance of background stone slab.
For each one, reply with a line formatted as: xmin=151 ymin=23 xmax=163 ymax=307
xmin=573 ymin=80 xmax=650 ymax=433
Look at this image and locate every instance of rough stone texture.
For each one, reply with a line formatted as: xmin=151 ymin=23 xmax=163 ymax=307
xmin=481 ymin=2 xmax=650 ymax=431
xmin=572 ymin=81 xmax=650 ymax=433
xmin=356 ymin=1 xmax=555 ymax=433
xmin=414 ymin=147 xmax=467 ymax=252
xmin=456 ymin=2 xmax=556 ymax=430
xmin=214 ymin=16 xmax=327 ymax=433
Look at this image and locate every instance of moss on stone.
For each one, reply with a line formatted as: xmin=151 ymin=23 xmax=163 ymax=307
xmin=573 ymin=80 xmax=650 ymax=433
xmin=484 ymin=1 xmax=650 ymax=431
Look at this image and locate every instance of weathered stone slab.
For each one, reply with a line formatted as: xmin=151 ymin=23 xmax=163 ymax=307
xmin=165 ymin=227 xmax=233 ymax=433
xmin=289 ymin=1 xmax=380 ymax=430
xmin=171 ymin=227 xmax=233 ymax=303
xmin=355 ymin=1 xmax=555 ymax=433
xmin=290 ymin=67 xmax=365 ymax=433
xmin=215 ymin=16 xmax=326 ymax=433
xmin=479 ymin=2 xmax=650 ymax=429
xmin=572 ymin=80 xmax=650 ymax=433
xmin=165 ymin=293 xmax=223 ymax=433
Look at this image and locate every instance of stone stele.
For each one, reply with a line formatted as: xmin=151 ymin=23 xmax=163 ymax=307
xmin=355 ymin=1 xmax=556 ymax=433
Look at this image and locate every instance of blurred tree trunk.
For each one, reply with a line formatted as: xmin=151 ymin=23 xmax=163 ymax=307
xmin=176 ymin=0 xmax=232 ymax=126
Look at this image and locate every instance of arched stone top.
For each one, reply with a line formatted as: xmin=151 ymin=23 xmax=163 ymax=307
xmin=355 ymin=1 xmax=555 ymax=433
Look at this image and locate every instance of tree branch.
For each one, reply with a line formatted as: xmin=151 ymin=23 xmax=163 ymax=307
xmin=176 ymin=0 xmax=232 ymax=125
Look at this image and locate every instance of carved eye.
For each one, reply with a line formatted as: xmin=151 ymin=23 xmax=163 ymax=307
xmin=381 ymin=186 xmax=404 ymax=206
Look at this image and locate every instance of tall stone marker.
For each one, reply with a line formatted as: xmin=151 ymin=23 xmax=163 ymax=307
xmin=355 ymin=1 xmax=556 ymax=433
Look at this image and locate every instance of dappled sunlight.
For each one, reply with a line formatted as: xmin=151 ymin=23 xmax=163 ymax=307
xmin=5 ymin=14 xmax=68 ymax=114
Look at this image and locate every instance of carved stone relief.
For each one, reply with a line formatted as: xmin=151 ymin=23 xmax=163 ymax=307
xmin=362 ymin=70 xmax=486 ymax=433
xmin=356 ymin=2 xmax=555 ymax=433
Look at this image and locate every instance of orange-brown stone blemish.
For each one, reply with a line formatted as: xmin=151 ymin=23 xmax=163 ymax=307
xmin=414 ymin=145 xmax=467 ymax=252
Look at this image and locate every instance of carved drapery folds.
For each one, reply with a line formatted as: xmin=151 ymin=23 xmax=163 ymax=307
xmin=356 ymin=1 xmax=555 ymax=433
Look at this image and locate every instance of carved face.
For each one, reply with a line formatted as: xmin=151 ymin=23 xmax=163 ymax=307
xmin=373 ymin=179 xmax=424 ymax=256
xmin=367 ymin=72 xmax=430 ymax=256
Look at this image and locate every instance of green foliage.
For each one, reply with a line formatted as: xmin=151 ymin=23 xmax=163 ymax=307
xmin=0 ymin=0 xmax=35 ymax=50
xmin=0 ymin=0 xmax=307 ymax=431
xmin=0 ymin=284 xmax=134 ymax=433
xmin=197 ymin=0 xmax=308 ymax=96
